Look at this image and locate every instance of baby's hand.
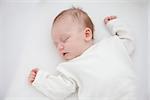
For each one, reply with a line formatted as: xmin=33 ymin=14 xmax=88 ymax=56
xmin=104 ymin=16 xmax=117 ymax=24
xmin=28 ymin=68 xmax=39 ymax=85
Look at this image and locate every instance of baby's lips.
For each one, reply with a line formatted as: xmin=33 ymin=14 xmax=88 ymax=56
xmin=61 ymin=52 xmax=66 ymax=57
xmin=63 ymin=52 xmax=69 ymax=56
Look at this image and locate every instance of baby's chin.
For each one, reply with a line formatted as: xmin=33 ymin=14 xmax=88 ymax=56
xmin=63 ymin=56 xmax=75 ymax=61
xmin=62 ymin=53 xmax=80 ymax=61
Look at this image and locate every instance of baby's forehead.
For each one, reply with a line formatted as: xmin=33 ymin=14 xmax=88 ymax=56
xmin=52 ymin=15 xmax=84 ymax=31
xmin=54 ymin=14 xmax=81 ymax=25
xmin=54 ymin=9 xmax=76 ymax=22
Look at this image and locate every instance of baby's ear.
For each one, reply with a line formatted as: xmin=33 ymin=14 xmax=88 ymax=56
xmin=83 ymin=27 xmax=93 ymax=42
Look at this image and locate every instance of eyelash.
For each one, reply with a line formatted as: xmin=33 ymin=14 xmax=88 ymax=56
xmin=54 ymin=36 xmax=70 ymax=47
xmin=63 ymin=36 xmax=70 ymax=42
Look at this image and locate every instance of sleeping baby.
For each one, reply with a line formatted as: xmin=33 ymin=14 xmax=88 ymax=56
xmin=28 ymin=7 xmax=137 ymax=100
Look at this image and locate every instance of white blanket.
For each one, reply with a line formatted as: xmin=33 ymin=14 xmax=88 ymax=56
xmin=32 ymin=20 xmax=137 ymax=100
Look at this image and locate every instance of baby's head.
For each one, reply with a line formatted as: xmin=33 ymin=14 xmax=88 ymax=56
xmin=51 ymin=7 xmax=94 ymax=60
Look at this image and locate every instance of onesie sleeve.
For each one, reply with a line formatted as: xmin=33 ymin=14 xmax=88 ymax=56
xmin=106 ymin=19 xmax=135 ymax=56
xmin=32 ymin=70 xmax=77 ymax=100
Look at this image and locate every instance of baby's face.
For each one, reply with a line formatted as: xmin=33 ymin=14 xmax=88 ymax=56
xmin=52 ymin=16 xmax=91 ymax=60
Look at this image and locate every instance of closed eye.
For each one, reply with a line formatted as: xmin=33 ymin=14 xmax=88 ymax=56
xmin=62 ymin=36 xmax=70 ymax=43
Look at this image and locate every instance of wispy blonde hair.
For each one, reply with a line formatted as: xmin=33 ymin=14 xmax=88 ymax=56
xmin=53 ymin=7 xmax=95 ymax=39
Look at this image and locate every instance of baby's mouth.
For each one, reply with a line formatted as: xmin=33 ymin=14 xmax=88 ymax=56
xmin=63 ymin=52 xmax=69 ymax=56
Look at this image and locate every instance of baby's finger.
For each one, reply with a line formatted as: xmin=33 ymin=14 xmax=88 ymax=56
xmin=28 ymin=74 xmax=35 ymax=80
xmin=32 ymin=68 xmax=39 ymax=73
xmin=31 ymin=71 xmax=36 ymax=76
xmin=30 ymin=74 xmax=34 ymax=78
xmin=104 ymin=18 xmax=109 ymax=24
xmin=104 ymin=16 xmax=117 ymax=24
xmin=28 ymin=73 xmax=36 ymax=85
xmin=110 ymin=16 xmax=117 ymax=20
xmin=28 ymin=76 xmax=35 ymax=83
xmin=28 ymin=78 xmax=33 ymax=85
xmin=28 ymin=75 xmax=33 ymax=80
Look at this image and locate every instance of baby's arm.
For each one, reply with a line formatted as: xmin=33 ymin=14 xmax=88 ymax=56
xmin=104 ymin=16 xmax=135 ymax=56
xmin=28 ymin=68 xmax=77 ymax=99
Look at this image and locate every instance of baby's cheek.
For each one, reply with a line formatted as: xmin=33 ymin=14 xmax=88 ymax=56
xmin=65 ymin=43 xmax=73 ymax=49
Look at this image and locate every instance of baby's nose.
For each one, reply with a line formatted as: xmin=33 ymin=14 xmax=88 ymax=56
xmin=57 ymin=43 xmax=64 ymax=51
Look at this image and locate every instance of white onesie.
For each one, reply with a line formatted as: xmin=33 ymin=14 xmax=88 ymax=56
xmin=32 ymin=19 xmax=137 ymax=100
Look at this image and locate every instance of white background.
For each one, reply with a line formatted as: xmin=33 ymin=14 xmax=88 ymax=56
xmin=148 ymin=0 xmax=150 ymax=99
xmin=0 ymin=0 xmax=149 ymax=100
